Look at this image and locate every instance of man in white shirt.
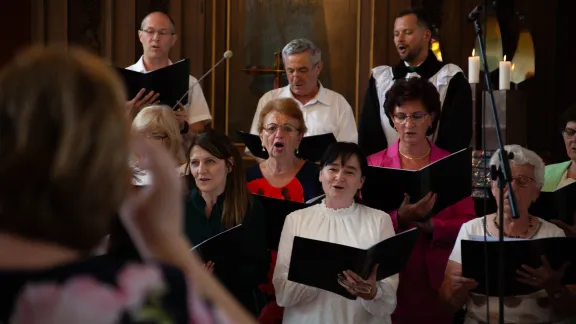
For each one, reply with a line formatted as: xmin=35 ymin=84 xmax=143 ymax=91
xmin=126 ymin=11 xmax=211 ymax=135
xmin=248 ymin=38 xmax=358 ymax=157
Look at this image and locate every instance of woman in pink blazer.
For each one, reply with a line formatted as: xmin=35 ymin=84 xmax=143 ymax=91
xmin=366 ymin=78 xmax=475 ymax=324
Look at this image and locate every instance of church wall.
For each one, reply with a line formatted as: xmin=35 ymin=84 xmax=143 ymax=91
xmin=0 ymin=0 xmax=570 ymax=162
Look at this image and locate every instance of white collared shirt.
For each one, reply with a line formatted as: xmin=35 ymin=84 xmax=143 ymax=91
xmin=126 ymin=56 xmax=212 ymax=125
xmin=249 ymin=84 xmax=358 ymax=143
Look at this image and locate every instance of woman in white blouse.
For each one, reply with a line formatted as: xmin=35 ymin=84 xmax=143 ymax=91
xmin=273 ymin=142 xmax=398 ymax=324
xmin=440 ymin=145 xmax=575 ymax=323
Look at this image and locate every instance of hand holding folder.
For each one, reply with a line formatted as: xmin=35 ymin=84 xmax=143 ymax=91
xmin=237 ymin=131 xmax=336 ymax=162
xmin=116 ymin=59 xmax=190 ymax=108
xmin=287 ymin=228 xmax=419 ymax=299
xmin=461 ymin=237 xmax=576 ymax=296
xmin=362 ymin=147 xmax=472 ymax=216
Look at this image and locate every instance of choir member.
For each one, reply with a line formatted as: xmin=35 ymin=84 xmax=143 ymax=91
xmin=248 ymin=38 xmax=358 ymax=161
xmin=127 ymin=11 xmax=211 ymax=143
xmin=359 ymin=7 xmax=472 ymax=156
xmin=366 ymin=77 xmax=475 ymax=324
xmin=246 ymin=97 xmax=322 ymax=323
xmin=131 ymin=104 xmax=186 ymax=184
xmin=0 ymin=46 xmax=246 ymax=323
xmin=543 ymin=104 xmax=576 ymax=236
xmin=273 ymin=142 xmax=398 ymax=324
xmin=440 ymin=145 xmax=574 ymax=323
xmin=185 ymin=130 xmax=269 ymax=316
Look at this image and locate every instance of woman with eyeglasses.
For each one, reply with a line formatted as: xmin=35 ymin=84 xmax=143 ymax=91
xmin=273 ymin=142 xmax=398 ymax=324
xmin=245 ymin=98 xmax=322 ymax=324
xmin=440 ymin=145 xmax=574 ymax=323
xmin=185 ymin=130 xmax=269 ymax=317
xmin=365 ymin=77 xmax=476 ymax=324
xmin=542 ymin=104 xmax=576 ymax=236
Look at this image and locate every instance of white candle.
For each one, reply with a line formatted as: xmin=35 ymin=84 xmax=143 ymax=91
xmin=499 ymin=55 xmax=511 ymax=90
xmin=468 ymin=49 xmax=480 ymax=84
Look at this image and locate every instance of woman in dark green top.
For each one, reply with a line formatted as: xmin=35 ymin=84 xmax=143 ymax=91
xmin=185 ymin=130 xmax=269 ymax=316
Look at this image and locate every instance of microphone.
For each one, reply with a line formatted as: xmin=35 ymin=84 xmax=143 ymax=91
xmin=172 ymin=50 xmax=234 ymax=110
xmin=467 ymin=4 xmax=484 ymax=22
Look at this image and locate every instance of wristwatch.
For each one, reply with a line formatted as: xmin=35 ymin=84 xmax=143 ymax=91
xmin=180 ymin=121 xmax=189 ymax=134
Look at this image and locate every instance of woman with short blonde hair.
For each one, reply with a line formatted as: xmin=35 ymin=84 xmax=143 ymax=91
xmin=132 ymin=104 xmax=183 ymax=162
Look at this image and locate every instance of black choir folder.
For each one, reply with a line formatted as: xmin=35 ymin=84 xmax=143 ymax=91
xmin=190 ymin=224 xmax=243 ymax=262
xmin=257 ymin=194 xmax=324 ymax=250
xmin=361 ymin=147 xmax=472 ymax=216
xmin=529 ymin=182 xmax=576 ymax=225
xmin=287 ymin=228 xmax=419 ymax=299
xmin=116 ymin=59 xmax=190 ymax=108
xmin=237 ymin=131 xmax=336 ymax=162
xmin=462 ymin=237 xmax=576 ymax=297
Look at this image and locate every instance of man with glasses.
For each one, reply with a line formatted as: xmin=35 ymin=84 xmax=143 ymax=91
xmin=126 ymin=11 xmax=211 ymax=137
xmin=247 ymin=38 xmax=358 ymax=159
xmin=358 ymin=7 xmax=472 ymax=156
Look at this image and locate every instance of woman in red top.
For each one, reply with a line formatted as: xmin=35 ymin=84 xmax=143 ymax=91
xmin=366 ymin=78 xmax=475 ymax=324
xmin=245 ymin=98 xmax=321 ymax=323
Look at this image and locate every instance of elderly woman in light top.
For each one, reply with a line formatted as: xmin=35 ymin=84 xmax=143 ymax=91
xmin=440 ymin=145 xmax=575 ymax=323
xmin=131 ymin=105 xmax=186 ymax=184
xmin=273 ymin=142 xmax=397 ymax=324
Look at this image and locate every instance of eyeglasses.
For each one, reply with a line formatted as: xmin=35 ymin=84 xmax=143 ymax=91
xmin=511 ymin=175 xmax=535 ymax=188
xmin=392 ymin=112 xmax=429 ymax=124
xmin=561 ymin=127 xmax=576 ymax=139
xmin=263 ymin=123 xmax=299 ymax=134
xmin=141 ymin=29 xmax=174 ymax=37
xmin=147 ymin=134 xmax=169 ymax=142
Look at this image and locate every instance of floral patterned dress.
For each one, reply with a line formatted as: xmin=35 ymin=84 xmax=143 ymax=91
xmin=0 ymin=255 xmax=230 ymax=324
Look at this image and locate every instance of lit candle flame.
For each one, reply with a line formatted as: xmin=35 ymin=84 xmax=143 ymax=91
xmin=472 ymin=49 xmax=475 ymax=56
xmin=503 ymin=55 xmax=507 ymax=61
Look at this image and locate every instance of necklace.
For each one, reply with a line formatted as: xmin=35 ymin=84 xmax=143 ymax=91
xmin=266 ymin=158 xmax=298 ymax=175
xmin=493 ymin=216 xmax=534 ymax=238
xmin=399 ymin=147 xmax=431 ymax=160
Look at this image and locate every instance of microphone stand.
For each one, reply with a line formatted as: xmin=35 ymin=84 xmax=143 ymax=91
xmin=469 ymin=5 xmax=520 ymax=324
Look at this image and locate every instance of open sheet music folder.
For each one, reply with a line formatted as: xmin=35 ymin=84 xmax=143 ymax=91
xmin=529 ymin=182 xmax=576 ymax=225
xmin=256 ymin=194 xmax=324 ymax=250
xmin=461 ymin=237 xmax=576 ymax=296
xmin=287 ymin=228 xmax=419 ymax=299
xmin=237 ymin=131 xmax=336 ymax=162
xmin=190 ymin=224 xmax=243 ymax=262
xmin=116 ymin=59 xmax=190 ymax=108
xmin=361 ymin=147 xmax=472 ymax=216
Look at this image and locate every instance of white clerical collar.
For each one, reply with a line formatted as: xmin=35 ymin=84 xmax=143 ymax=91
xmin=404 ymin=60 xmax=424 ymax=68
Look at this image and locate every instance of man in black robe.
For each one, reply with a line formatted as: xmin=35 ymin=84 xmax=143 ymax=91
xmin=358 ymin=7 xmax=472 ymax=156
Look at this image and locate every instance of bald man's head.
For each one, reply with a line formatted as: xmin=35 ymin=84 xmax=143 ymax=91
xmin=138 ymin=12 xmax=177 ymax=63
xmin=141 ymin=12 xmax=175 ymax=34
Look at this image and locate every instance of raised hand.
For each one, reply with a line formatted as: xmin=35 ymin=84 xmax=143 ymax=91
xmin=119 ymin=135 xmax=183 ymax=258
